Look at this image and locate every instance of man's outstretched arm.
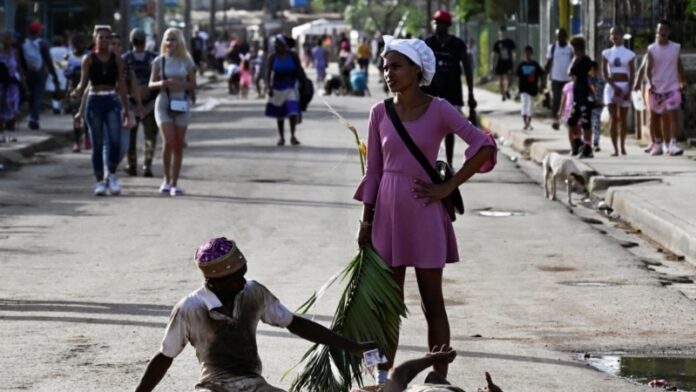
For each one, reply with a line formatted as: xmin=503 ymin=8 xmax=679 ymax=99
xmin=134 ymin=353 xmax=173 ymax=392
xmin=286 ymin=315 xmax=375 ymax=356
xmin=384 ymin=346 xmax=457 ymax=392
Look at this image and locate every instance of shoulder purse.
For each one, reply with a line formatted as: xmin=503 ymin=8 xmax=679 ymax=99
xmin=162 ymin=56 xmax=189 ymax=113
xmin=384 ymin=98 xmax=465 ymax=222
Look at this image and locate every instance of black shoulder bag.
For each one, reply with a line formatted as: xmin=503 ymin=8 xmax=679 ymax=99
xmin=384 ymin=98 xmax=464 ymax=221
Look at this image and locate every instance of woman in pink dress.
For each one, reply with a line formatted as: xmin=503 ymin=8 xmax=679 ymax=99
xmin=354 ymin=35 xmax=496 ymax=381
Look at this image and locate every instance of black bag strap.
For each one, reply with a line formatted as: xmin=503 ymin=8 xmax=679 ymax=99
xmin=383 ymin=98 xmax=442 ymax=184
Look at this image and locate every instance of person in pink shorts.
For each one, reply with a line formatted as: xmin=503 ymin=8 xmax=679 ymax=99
xmin=645 ymin=20 xmax=687 ymax=156
xmin=354 ymin=35 xmax=496 ymax=383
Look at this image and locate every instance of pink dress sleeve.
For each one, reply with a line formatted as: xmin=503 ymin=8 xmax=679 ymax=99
xmin=440 ymin=101 xmax=496 ymax=173
xmin=353 ymin=105 xmax=383 ymax=203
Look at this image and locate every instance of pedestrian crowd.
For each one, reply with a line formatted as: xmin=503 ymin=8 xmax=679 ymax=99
xmin=500 ymin=21 xmax=687 ymax=158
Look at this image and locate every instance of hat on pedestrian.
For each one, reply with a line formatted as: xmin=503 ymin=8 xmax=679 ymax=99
xmin=381 ymin=35 xmax=436 ymax=86
xmin=432 ymin=10 xmax=452 ymax=25
xmin=195 ymin=237 xmax=247 ymax=278
xmin=28 ymin=20 xmax=43 ymax=34
xmin=130 ymin=28 xmax=146 ymax=44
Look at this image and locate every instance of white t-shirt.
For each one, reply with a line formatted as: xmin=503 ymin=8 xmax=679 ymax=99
xmin=160 ymin=281 xmax=294 ymax=385
xmin=546 ymin=42 xmax=574 ymax=82
xmin=602 ymin=45 xmax=635 ymax=76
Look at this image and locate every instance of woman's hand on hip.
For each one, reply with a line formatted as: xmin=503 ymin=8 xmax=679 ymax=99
xmin=413 ymin=179 xmax=453 ymax=205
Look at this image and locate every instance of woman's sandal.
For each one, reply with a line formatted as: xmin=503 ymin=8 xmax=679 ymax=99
xmin=290 ymin=137 xmax=300 ymax=145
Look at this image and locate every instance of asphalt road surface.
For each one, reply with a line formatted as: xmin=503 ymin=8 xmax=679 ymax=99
xmin=1 ymin=77 xmax=695 ymax=391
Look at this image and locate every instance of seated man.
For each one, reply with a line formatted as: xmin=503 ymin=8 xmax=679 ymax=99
xmin=135 ymin=237 xmax=375 ymax=392
xmin=324 ymin=74 xmax=342 ymax=96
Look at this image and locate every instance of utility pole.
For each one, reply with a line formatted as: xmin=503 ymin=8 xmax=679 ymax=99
xmin=210 ymin=0 xmax=216 ymax=39
xmin=119 ymin=0 xmax=129 ymax=46
xmin=184 ymin=0 xmax=192 ymax=45
xmin=156 ymin=0 xmax=166 ymax=48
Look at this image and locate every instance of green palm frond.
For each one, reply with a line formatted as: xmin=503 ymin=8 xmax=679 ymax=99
xmin=288 ymin=244 xmax=407 ymax=392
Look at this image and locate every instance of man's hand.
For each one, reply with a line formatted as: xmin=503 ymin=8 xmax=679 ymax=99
xmin=425 ymin=344 xmax=457 ymax=364
xmin=135 ymin=104 xmax=145 ymax=119
xmin=467 ymin=94 xmax=477 ymax=110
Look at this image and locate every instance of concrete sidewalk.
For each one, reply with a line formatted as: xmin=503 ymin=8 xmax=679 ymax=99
xmin=476 ymin=87 xmax=696 ymax=266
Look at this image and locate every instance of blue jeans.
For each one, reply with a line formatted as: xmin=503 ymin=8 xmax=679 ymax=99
xmin=26 ymin=70 xmax=47 ymax=123
xmin=85 ymin=94 xmax=122 ymax=178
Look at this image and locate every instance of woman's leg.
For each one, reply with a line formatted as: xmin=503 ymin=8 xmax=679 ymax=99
xmin=289 ymin=115 xmax=299 ymax=145
xmin=415 ymin=267 xmax=450 ymax=377
xmin=170 ymin=124 xmax=188 ymax=187
xmin=85 ymin=98 xmax=105 ymax=181
xmin=104 ymin=102 xmax=123 ymax=175
xmin=608 ymin=104 xmax=619 ymax=155
xmin=159 ymin=122 xmax=176 ymax=184
xmin=619 ymin=106 xmax=629 ymax=154
xmin=380 ymin=266 xmax=406 ymax=373
xmin=276 ymin=118 xmax=285 ymax=145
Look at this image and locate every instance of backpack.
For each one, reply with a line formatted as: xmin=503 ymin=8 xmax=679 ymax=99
xmin=22 ymin=38 xmax=44 ymax=71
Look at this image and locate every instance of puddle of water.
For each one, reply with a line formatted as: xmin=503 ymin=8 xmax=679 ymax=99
xmin=477 ymin=210 xmax=526 ymax=217
xmin=587 ymin=355 xmax=696 ymax=391
xmin=560 ymin=281 xmax=618 ymax=287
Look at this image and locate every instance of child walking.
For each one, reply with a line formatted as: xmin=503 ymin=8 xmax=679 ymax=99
xmin=588 ymin=61 xmax=605 ymax=152
xmin=516 ymin=45 xmax=545 ymax=130
xmin=239 ymin=57 xmax=252 ymax=99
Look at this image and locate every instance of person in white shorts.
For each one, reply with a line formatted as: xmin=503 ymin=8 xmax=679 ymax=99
xmin=602 ymin=26 xmax=635 ymax=156
xmin=516 ymin=45 xmax=545 ymax=130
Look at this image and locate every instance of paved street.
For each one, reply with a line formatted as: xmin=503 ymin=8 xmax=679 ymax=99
xmin=2 ymin=76 xmax=696 ymax=391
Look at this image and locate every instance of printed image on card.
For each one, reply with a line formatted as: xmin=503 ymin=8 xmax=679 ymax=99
xmin=363 ymin=349 xmax=386 ymax=367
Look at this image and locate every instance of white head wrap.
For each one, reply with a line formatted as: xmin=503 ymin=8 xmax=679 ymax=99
xmin=381 ymin=35 xmax=436 ymax=86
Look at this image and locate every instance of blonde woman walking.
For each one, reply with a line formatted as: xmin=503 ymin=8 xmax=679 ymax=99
xmin=149 ymin=28 xmax=196 ymax=196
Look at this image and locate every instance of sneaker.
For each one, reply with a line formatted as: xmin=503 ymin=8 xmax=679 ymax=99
xmin=170 ymin=186 xmax=183 ymax=197
xmin=94 ymin=181 xmax=107 ymax=196
xmin=580 ymin=144 xmax=594 ymax=158
xmin=506 ymin=91 xmax=512 ymax=100
xmin=552 ymin=121 xmax=560 ymax=130
xmin=644 ymin=142 xmax=654 ymax=154
xmin=28 ymin=120 xmax=39 ymax=130
xmin=107 ymin=174 xmax=121 ymax=195
xmin=159 ymin=182 xmax=171 ymax=193
xmin=594 ymin=144 xmax=601 ymax=152
xmin=571 ymin=138 xmax=584 ymax=156
xmin=650 ymin=143 xmax=664 ymax=156
xmin=668 ymin=140 xmax=683 ymax=156
xmin=72 ymin=143 xmax=81 ymax=153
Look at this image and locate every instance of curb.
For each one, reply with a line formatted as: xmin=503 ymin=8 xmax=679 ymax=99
xmin=606 ymin=185 xmax=696 ymax=263
xmin=482 ymin=112 xmax=696 ymax=266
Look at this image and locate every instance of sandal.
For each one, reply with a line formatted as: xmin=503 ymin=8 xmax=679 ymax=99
xmin=290 ymin=137 xmax=300 ymax=145
xmin=277 ymin=138 xmax=285 ymax=146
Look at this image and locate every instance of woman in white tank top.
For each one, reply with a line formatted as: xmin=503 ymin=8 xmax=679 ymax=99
xmin=601 ymin=26 xmax=635 ymax=156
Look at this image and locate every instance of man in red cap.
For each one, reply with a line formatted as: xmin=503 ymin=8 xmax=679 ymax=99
xmin=21 ymin=20 xmax=59 ymax=130
xmin=422 ymin=10 xmax=477 ymax=166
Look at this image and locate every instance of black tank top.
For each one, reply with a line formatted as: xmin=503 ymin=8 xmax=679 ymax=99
xmin=88 ymin=52 xmax=118 ymax=86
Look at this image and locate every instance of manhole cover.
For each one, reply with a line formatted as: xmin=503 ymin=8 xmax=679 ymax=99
xmin=559 ymin=281 xmax=618 ymax=287
xmin=477 ymin=210 xmax=526 ymax=217
xmin=249 ymin=179 xmax=289 ymax=184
